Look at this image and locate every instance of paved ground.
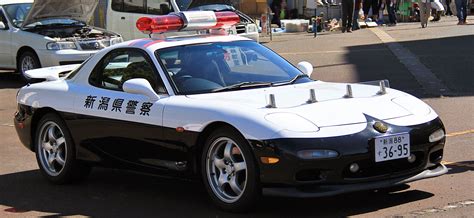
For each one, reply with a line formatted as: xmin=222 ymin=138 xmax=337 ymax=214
xmin=0 ymin=16 xmax=473 ymax=217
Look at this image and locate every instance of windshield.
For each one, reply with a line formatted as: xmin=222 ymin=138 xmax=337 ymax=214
xmin=176 ymin=0 xmax=238 ymax=11
xmin=156 ymin=40 xmax=311 ymax=94
xmin=3 ymin=3 xmax=31 ymax=28
xmin=3 ymin=3 xmax=83 ymax=28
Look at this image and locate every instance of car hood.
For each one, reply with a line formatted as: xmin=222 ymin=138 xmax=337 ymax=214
xmin=21 ymin=0 xmax=98 ymax=28
xmin=187 ymin=81 xmax=428 ymax=127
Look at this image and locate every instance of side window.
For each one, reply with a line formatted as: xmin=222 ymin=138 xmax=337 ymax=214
xmin=112 ymin=0 xmax=173 ymax=14
xmin=147 ymin=0 xmax=173 ymax=15
xmin=89 ymin=49 xmax=167 ymax=94
xmin=0 ymin=10 xmax=7 ymax=29
xmin=111 ymin=0 xmax=123 ymax=11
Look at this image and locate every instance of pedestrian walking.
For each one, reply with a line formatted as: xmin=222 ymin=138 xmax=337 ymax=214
xmin=431 ymin=0 xmax=445 ymax=21
xmin=455 ymin=0 xmax=468 ymax=24
xmin=419 ymin=0 xmax=431 ymax=28
xmin=445 ymin=0 xmax=453 ymax=16
xmin=386 ymin=0 xmax=397 ymax=25
xmin=341 ymin=0 xmax=355 ymax=32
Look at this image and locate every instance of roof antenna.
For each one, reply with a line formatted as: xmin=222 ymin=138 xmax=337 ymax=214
xmin=344 ymin=84 xmax=353 ymax=98
xmin=307 ymin=89 xmax=317 ymax=103
xmin=377 ymin=80 xmax=387 ymax=95
xmin=266 ymin=94 xmax=277 ymax=108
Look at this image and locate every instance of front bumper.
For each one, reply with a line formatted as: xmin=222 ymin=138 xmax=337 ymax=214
xmin=250 ymin=116 xmax=446 ymax=197
xmin=263 ymin=163 xmax=447 ymax=198
xmin=36 ymin=49 xmax=97 ymax=67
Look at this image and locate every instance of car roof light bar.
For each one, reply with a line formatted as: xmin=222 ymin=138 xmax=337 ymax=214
xmin=136 ymin=11 xmax=240 ymax=35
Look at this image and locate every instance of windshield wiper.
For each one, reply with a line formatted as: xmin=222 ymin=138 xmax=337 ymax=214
xmin=212 ymin=81 xmax=272 ymax=92
xmin=273 ymin=74 xmax=308 ymax=86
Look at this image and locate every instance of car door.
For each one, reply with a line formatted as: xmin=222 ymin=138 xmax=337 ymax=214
xmin=0 ymin=8 xmax=13 ymax=68
xmin=70 ymin=48 xmax=186 ymax=171
xmin=107 ymin=0 xmax=136 ymax=40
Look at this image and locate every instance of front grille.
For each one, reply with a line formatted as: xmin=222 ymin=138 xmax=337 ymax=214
xmin=343 ymin=151 xmax=425 ymax=179
xmin=236 ymin=24 xmax=246 ymax=34
xmin=79 ymin=40 xmax=110 ymax=50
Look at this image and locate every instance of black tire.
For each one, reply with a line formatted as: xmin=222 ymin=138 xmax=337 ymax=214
xmin=201 ymin=127 xmax=260 ymax=212
xmin=35 ymin=113 xmax=91 ymax=184
xmin=17 ymin=51 xmax=41 ymax=82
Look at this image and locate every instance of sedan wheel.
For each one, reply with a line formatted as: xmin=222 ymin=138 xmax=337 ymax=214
xmin=202 ymin=127 xmax=260 ymax=212
xmin=18 ymin=51 xmax=40 ymax=81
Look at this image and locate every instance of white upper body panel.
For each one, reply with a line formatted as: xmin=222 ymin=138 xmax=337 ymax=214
xmin=16 ymin=34 xmax=439 ymax=140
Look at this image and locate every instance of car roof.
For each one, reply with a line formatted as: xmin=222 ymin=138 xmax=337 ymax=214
xmin=0 ymin=0 xmax=33 ymax=6
xmin=122 ymin=34 xmax=252 ymax=52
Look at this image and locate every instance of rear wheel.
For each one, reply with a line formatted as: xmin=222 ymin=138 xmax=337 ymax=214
xmin=201 ymin=127 xmax=260 ymax=212
xmin=35 ymin=113 xmax=91 ymax=184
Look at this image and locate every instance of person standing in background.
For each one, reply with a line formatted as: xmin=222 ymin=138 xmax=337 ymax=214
xmin=353 ymin=0 xmax=363 ymax=30
xmin=419 ymin=0 xmax=431 ymax=28
xmin=363 ymin=0 xmax=379 ymax=20
xmin=445 ymin=0 xmax=453 ymax=16
xmin=341 ymin=0 xmax=355 ymax=32
xmin=386 ymin=0 xmax=397 ymax=25
xmin=455 ymin=0 xmax=468 ymax=24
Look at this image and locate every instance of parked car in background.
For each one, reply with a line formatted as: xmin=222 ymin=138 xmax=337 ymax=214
xmin=102 ymin=0 xmax=258 ymax=41
xmin=0 ymin=0 xmax=123 ymax=80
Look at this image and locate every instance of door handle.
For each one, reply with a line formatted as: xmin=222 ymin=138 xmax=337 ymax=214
xmin=121 ymin=17 xmax=125 ymax=20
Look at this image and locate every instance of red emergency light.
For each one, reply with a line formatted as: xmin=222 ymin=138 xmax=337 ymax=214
xmin=136 ymin=11 xmax=240 ymax=34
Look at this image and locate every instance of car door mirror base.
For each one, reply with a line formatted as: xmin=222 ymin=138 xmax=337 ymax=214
xmin=0 ymin=21 xmax=6 ymax=30
xmin=123 ymin=78 xmax=160 ymax=101
xmin=297 ymin=61 xmax=314 ymax=77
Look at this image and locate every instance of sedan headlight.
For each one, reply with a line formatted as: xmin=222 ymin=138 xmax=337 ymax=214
xmin=46 ymin=42 xmax=77 ymax=50
xmin=429 ymin=129 xmax=445 ymax=142
xmin=247 ymin=24 xmax=257 ymax=33
xmin=110 ymin=37 xmax=123 ymax=45
xmin=297 ymin=149 xmax=339 ymax=160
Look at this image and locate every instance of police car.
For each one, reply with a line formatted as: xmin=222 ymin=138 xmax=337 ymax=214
xmin=14 ymin=11 xmax=447 ymax=212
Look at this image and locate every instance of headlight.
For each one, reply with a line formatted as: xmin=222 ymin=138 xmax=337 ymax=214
xmin=110 ymin=37 xmax=123 ymax=45
xmin=297 ymin=149 xmax=339 ymax=160
xmin=247 ymin=24 xmax=257 ymax=33
xmin=429 ymin=129 xmax=445 ymax=142
xmin=46 ymin=42 xmax=77 ymax=50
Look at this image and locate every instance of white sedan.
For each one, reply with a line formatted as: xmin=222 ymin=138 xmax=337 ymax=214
xmin=0 ymin=0 xmax=122 ymax=80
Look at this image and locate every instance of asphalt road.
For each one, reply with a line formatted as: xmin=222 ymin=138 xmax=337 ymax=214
xmin=0 ymin=16 xmax=473 ymax=217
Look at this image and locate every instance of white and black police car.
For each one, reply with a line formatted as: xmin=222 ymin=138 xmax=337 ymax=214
xmin=14 ymin=11 xmax=447 ymax=212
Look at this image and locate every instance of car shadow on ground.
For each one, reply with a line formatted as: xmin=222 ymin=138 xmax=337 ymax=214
xmin=445 ymin=161 xmax=474 ymax=175
xmin=0 ymin=168 xmax=434 ymax=217
xmin=0 ymin=71 xmax=24 ymax=89
xmin=344 ymin=35 xmax=474 ymax=99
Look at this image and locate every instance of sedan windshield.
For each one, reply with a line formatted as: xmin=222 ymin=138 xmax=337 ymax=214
xmin=3 ymin=3 xmax=83 ymax=28
xmin=156 ymin=40 xmax=311 ymax=94
xmin=3 ymin=3 xmax=31 ymax=28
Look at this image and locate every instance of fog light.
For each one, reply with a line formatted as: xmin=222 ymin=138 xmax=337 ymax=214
xmin=297 ymin=149 xmax=339 ymax=160
xmin=429 ymin=129 xmax=445 ymax=143
xmin=349 ymin=163 xmax=359 ymax=173
xmin=407 ymin=154 xmax=416 ymax=163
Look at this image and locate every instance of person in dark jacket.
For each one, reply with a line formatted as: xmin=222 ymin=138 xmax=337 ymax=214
xmin=341 ymin=0 xmax=355 ymax=32
xmin=386 ymin=0 xmax=397 ymax=25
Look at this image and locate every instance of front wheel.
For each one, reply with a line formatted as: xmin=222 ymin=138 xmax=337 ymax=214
xmin=18 ymin=51 xmax=40 ymax=82
xmin=201 ymin=127 xmax=260 ymax=212
xmin=35 ymin=113 xmax=91 ymax=184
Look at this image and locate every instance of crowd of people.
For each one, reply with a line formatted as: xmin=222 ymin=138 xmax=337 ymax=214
xmin=337 ymin=0 xmax=470 ymax=32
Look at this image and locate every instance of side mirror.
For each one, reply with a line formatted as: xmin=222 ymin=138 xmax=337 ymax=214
xmin=123 ymin=78 xmax=160 ymax=101
xmin=0 ymin=21 xmax=6 ymax=30
xmin=297 ymin=61 xmax=313 ymax=77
